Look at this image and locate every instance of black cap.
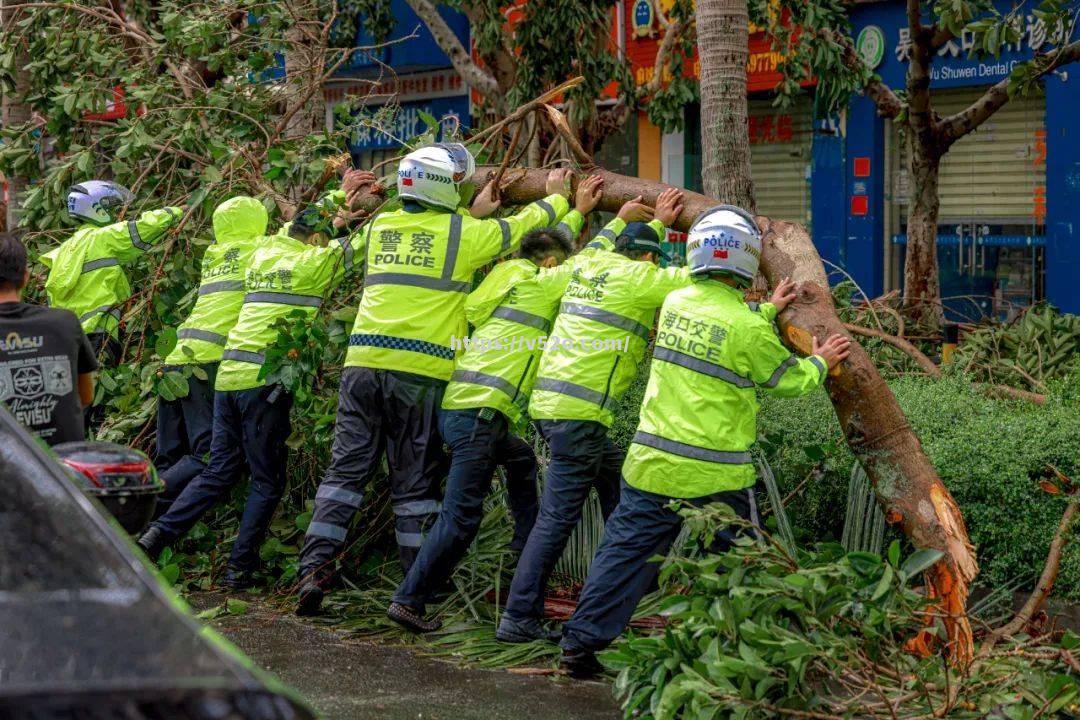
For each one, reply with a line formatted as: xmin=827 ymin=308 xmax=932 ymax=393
xmin=292 ymin=207 xmax=323 ymax=232
xmin=616 ymin=221 xmax=670 ymax=261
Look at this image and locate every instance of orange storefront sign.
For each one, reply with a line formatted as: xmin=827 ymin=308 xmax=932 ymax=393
xmin=626 ymin=0 xmax=814 ymax=93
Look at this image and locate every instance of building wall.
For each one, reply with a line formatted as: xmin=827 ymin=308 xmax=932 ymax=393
xmin=846 ymin=0 xmax=1079 ymax=315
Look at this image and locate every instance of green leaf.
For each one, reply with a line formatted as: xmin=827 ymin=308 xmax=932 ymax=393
xmin=202 ymin=165 xmax=223 ymax=184
xmin=155 ymin=327 xmax=177 ymax=358
xmin=197 ymin=604 xmax=224 ymax=620
xmin=295 ymin=511 xmax=312 ymax=531
xmin=847 ymin=551 xmax=883 ymax=575
xmin=887 ymin=540 xmax=901 ymax=567
xmin=871 ymin=564 xmax=894 ymax=601
xmin=160 ymin=563 xmax=180 ymax=585
xmin=226 ymin=598 xmax=250 ymax=615
xmin=901 ymin=549 xmax=944 ymax=580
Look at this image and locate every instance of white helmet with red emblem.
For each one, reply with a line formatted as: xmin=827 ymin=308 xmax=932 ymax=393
xmin=685 ymin=205 xmax=762 ymax=286
xmin=396 ymin=143 xmax=475 ymax=211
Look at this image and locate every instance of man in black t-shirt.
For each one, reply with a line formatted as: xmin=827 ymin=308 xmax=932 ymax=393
xmin=0 ymin=233 xmax=97 ymax=445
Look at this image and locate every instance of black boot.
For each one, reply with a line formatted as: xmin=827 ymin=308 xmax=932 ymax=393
xmin=495 ymin=615 xmax=561 ymax=644
xmin=296 ymin=582 xmax=324 ymax=617
xmin=387 ymin=602 xmax=442 ymax=633
xmin=219 ymin=566 xmax=255 ymax=590
xmin=560 ymin=648 xmax=604 ymax=678
xmin=136 ymin=525 xmax=168 ymax=561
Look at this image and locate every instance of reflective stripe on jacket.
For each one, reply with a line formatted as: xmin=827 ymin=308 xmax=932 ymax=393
xmin=165 ymin=197 xmax=269 ymax=365
xmin=624 ymin=280 xmax=825 ymax=498
xmin=344 ymin=194 xmax=570 ymax=381
xmin=441 ymin=214 xmax=621 ymax=427
xmin=215 ymin=230 xmax=360 ymax=391
xmin=40 ymin=208 xmax=180 ymax=337
xmin=528 ymin=219 xmax=688 ymax=427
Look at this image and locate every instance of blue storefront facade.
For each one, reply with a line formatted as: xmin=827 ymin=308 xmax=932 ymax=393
xmin=331 ymin=0 xmax=1078 ymax=316
xmin=325 ymin=0 xmax=471 ymax=167
xmin=812 ymin=0 xmax=1080 ymax=317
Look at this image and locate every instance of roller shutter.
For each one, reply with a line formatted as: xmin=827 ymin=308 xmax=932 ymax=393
xmin=892 ymin=87 xmax=1046 ymax=224
xmin=749 ymin=95 xmax=812 ymax=226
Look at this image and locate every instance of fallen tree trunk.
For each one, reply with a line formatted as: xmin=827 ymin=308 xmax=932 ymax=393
xmin=472 ymin=165 xmax=979 ymax=664
xmin=347 ymin=166 xmax=979 ymax=663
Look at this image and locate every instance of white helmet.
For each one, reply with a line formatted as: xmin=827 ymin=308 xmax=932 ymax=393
xmin=396 ymin=143 xmax=475 ymax=211
xmin=686 ymin=205 xmax=762 ymax=285
xmin=67 ymin=180 xmax=134 ymax=226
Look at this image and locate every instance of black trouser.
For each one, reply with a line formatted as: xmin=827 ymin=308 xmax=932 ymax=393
xmin=84 ymin=331 xmax=121 ymax=435
xmin=155 ymin=363 xmax=217 ymax=513
xmin=300 ymin=367 xmax=448 ymax=581
xmin=500 ymin=433 xmax=539 ymax=553
xmin=503 ymin=419 xmax=623 ymax=623
xmin=392 ymin=408 xmax=538 ymax=613
xmin=149 ymin=385 xmax=293 ymax=573
xmin=560 ymin=480 xmax=759 ymax=653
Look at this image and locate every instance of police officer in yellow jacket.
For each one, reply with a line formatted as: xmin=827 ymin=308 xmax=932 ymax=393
xmin=297 ymin=144 xmax=575 ymax=615
xmin=155 ymin=196 xmax=269 ymax=506
xmin=557 ymin=206 xmax=852 ymax=676
xmin=496 ymin=188 xmax=688 ymax=643
xmin=41 ymin=181 xmax=180 ymax=366
xmin=139 ymin=200 xmax=363 ymax=588
xmin=385 ymin=175 xmax=620 ymax=632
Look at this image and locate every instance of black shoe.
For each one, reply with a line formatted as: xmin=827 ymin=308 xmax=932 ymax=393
xmin=387 ymin=602 xmax=442 ymax=633
xmin=295 ymin=582 xmax=324 ymax=617
xmin=560 ymin=648 xmax=604 ymax=678
xmin=495 ymin=615 xmax=561 ymax=644
xmin=136 ymin=525 xmax=168 ymax=561
xmin=219 ymin=566 xmax=255 ymax=590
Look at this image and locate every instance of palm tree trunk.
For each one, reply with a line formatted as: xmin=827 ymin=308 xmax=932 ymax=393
xmin=1 ymin=0 xmax=31 ymax=230
xmin=694 ymin=0 xmax=754 ymax=209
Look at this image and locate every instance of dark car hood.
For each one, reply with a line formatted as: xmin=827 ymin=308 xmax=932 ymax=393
xmin=0 ymin=408 xmax=311 ymax=717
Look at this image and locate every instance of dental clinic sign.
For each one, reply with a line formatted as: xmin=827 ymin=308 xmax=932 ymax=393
xmin=851 ymin=0 xmax=1055 ymax=89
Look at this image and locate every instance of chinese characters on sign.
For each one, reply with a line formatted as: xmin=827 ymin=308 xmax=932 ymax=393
xmin=895 ymin=13 xmax=1054 ymax=63
xmin=1033 ymin=129 xmax=1047 ymax=224
xmin=748 ymin=114 xmax=794 ymax=144
xmin=367 ymin=72 xmax=465 ymax=103
xmin=348 ymin=106 xmax=464 ymax=151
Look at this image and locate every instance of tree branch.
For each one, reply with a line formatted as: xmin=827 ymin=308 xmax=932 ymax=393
xmin=844 ymin=323 xmax=941 ymax=377
xmin=642 ymin=12 xmax=689 ymax=98
xmin=930 ymin=25 xmax=954 ymax=52
xmin=545 ymin=104 xmax=593 ymax=165
xmin=906 ymin=0 xmax=923 ymax=35
xmin=980 ymin=480 xmax=1077 ymax=655
xmin=939 ymin=39 xmax=1080 ymax=144
xmin=403 ymin=0 xmax=499 ymax=98
xmin=906 ymin=7 xmax=935 ymax=138
xmin=819 ymin=27 xmax=903 ymax=119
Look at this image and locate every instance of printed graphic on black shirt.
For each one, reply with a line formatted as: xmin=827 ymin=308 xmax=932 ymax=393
xmin=0 ymin=304 xmax=97 ymax=445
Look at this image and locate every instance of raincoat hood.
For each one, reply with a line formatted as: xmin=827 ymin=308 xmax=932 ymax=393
xmin=212 ymin=196 xmax=268 ymax=244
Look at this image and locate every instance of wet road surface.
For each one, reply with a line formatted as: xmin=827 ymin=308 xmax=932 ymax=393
xmin=189 ymin=593 xmax=620 ymax=720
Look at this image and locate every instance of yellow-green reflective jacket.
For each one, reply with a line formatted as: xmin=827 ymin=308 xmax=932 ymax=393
xmin=441 ymin=213 xmax=620 ymax=428
xmin=344 ymin=195 xmax=570 ymax=381
xmin=40 ymin=208 xmax=181 ymax=337
xmin=164 ymin=197 xmax=269 ymax=366
xmin=528 ymin=219 xmax=688 ymax=427
xmin=215 ymin=230 xmax=360 ymax=392
xmin=624 ymin=280 xmax=826 ymax=498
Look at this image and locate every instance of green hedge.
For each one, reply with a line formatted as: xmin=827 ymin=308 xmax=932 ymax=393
xmin=611 ymin=368 xmax=1080 ymax=599
xmin=757 ymin=372 xmax=1080 ymax=599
